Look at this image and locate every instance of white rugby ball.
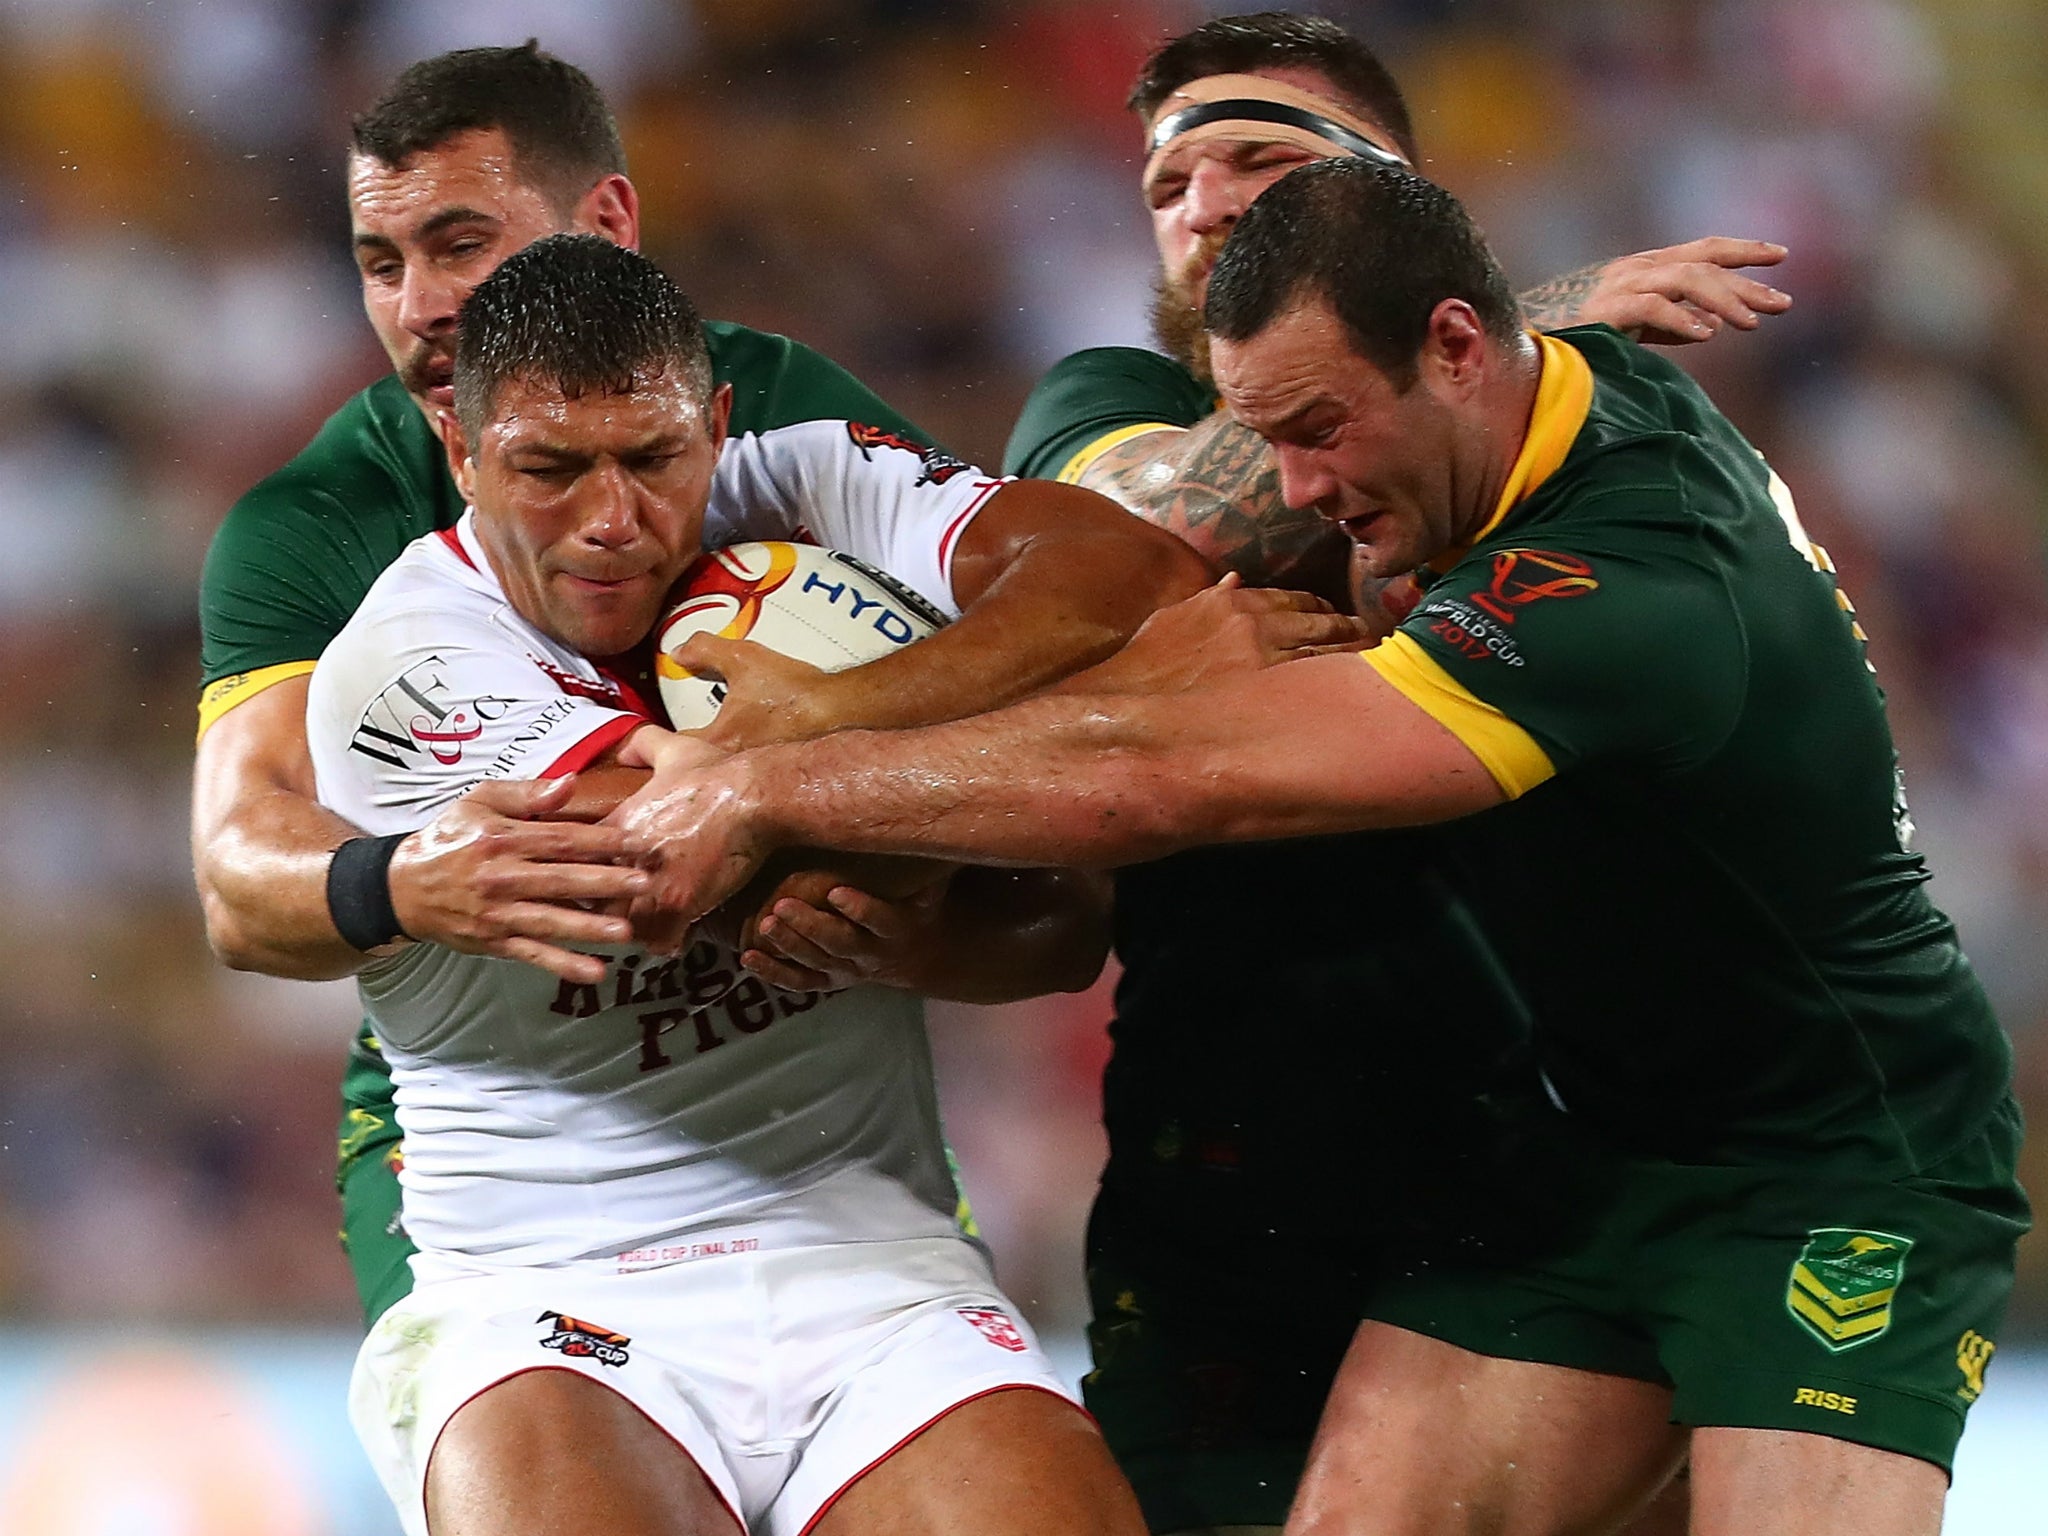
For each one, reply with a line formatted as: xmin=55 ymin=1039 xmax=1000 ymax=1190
xmin=655 ymin=541 xmax=948 ymax=729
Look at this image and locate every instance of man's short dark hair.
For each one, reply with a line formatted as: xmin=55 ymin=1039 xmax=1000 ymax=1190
xmin=1204 ymin=158 xmax=1522 ymax=388
xmin=454 ymin=235 xmax=712 ymax=441
xmin=350 ymin=41 xmax=626 ymax=214
xmin=1128 ymin=11 xmax=1420 ymax=164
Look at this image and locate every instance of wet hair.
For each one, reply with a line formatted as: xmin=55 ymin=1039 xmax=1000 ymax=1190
xmin=454 ymin=234 xmax=712 ymax=440
xmin=1204 ymin=157 xmax=1522 ymax=388
xmin=1128 ymin=11 xmax=1420 ymax=164
xmin=350 ymin=41 xmax=626 ymax=213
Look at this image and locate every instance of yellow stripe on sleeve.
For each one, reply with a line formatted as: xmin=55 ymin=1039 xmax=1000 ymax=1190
xmin=196 ymin=660 xmax=317 ymax=742
xmin=1362 ymin=632 xmax=1555 ymax=799
xmin=1056 ymin=423 xmax=1185 ymax=484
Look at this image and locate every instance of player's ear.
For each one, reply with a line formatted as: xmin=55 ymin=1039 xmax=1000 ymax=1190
xmin=707 ymin=382 xmax=733 ymax=453
xmin=438 ymin=409 xmax=478 ymax=503
xmin=1422 ymin=299 xmax=1488 ymax=397
xmin=578 ymin=172 xmax=641 ymax=252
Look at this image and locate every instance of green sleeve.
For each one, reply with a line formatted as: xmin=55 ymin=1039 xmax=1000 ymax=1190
xmin=199 ymin=381 xmax=456 ymax=687
xmin=707 ymin=322 xmax=939 ymax=448
xmin=1003 ymin=347 xmax=1216 ymax=478
xmin=1401 ymin=478 xmax=1748 ymax=774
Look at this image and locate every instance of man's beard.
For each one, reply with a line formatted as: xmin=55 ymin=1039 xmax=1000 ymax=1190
xmin=1150 ymin=274 xmax=1211 ymax=384
xmin=1149 ymin=233 xmax=1228 ymax=384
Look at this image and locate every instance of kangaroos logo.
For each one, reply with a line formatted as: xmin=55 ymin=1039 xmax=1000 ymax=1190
xmin=846 ymin=421 xmax=972 ymax=486
xmin=1785 ymin=1229 xmax=1911 ymax=1352
xmin=537 ymin=1311 xmax=632 ymax=1367
xmin=1469 ymin=548 xmax=1600 ymax=625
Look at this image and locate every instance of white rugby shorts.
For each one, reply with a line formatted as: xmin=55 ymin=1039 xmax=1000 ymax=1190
xmin=350 ymin=1235 xmax=1078 ymax=1535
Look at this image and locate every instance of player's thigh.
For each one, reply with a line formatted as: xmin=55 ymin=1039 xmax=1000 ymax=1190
xmin=1084 ymin=1182 xmax=1362 ymax=1533
xmin=810 ymin=1384 xmax=1146 ymax=1536
xmin=1288 ymin=1320 xmax=1686 ymax=1536
xmin=427 ymin=1367 xmax=739 ymax=1536
xmin=1688 ymin=1426 xmax=1945 ymax=1536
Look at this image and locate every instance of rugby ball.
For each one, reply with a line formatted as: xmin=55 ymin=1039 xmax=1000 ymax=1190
xmin=655 ymin=542 xmax=948 ymax=729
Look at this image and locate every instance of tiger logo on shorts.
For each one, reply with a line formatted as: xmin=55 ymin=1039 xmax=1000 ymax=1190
xmin=537 ymin=1311 xmax=632 ymax=1367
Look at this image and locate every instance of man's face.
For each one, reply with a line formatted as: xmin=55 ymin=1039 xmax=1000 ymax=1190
xmin=349 ymin=127 xmax=572 ymax=415
xmin=456 ymin=371 xmax=732 ymax=659
xmin=1212 ymin=300 xmax=1462 ymax=580
xmin=1142 ymin=66 xmax=1348 ymax=379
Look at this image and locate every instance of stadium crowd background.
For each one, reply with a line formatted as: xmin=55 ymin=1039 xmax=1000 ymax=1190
xmin=0 ymin=0 xmax=2042 ymax=1377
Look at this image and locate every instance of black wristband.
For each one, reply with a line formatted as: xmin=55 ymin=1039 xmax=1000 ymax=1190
xmin=326 ymin=833 xmax=410 ymax=951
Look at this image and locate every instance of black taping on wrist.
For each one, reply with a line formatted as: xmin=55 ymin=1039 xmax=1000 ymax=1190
xmin=327 ymin=833 xmax=410 ymax=951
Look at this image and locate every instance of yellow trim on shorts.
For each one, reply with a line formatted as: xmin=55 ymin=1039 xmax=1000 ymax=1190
xmin=1363 ymin=632 xmax=1555 ymax=799
xmin=1056 ymin=422 xmax=1186 ymax=484
xmin=196 ymin=660 xmax=317 ymax=742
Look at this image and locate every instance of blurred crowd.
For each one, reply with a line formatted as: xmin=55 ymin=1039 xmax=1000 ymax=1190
xmin=0 ymin=0 xmax=2042 ymax=1341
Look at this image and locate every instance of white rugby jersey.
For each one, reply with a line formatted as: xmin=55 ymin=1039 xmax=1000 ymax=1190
xmin=307 ymin=420 xmax=1005 ymax=1273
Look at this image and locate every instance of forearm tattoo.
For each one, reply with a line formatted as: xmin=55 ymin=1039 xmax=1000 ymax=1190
xmin=1518 ymin=263 xmax=1605 ymax=332
xmin=1079 ymin=413 xmax=1352 ymax=605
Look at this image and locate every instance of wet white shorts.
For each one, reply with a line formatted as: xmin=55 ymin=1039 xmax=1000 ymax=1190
xmin=350 ymin=1235 xmax=1078 ymax=1535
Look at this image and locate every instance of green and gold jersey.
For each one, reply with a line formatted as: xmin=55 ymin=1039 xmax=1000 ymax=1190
xmin=1008 ymin=345 xmax=1533 ymax=1243
xmin=1367 ymin=325 xmax=2012 ymax=1170
xmin=1002 ymin=346 xmax=1215 ymax=483
xmin=198 ymin=321 xmax=933 ymax=731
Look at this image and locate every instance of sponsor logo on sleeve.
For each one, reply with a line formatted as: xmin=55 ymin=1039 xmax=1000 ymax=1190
xmin=956 ymin=1306 xmax=1029 ymax=1352
xmin=349 ymin=655 xmax=511 ymax=769
xmin=1785 ymin=1228 xmax=1911 ymax=1351
xmin=537 ymin=1311 xmax=632 ymax=1367
xmin=1470 ymin=548 xmax=1600 ymax=625
xmin=846 ymin=421 xmax=972 ymax=486
xmin=1414 ymin=595 xmax=1526 ymax=667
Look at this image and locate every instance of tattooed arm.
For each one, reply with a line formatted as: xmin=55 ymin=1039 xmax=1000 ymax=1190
xmin=1519 ymin=236 xmax=1791 ymax=344
xmin=1072 ymin=414 xmax=1354 ymax=607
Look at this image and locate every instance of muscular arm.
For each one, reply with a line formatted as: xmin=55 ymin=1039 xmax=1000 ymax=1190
xmin=744 ymin=866 xmax=1113 ymax=1004
xmin=1518 ymin=236 xmax=1791 ymax=342
xmin=623 ymin=650 xmax=1506 ymax=920
xmin=193 ymin=677 xmax=387 ymax=980
xmin=193 ymin=678 xmax=648 ymax=983
xmin=1073 ymin=415 xmax=1354 ymax=607
xmin=694 ymin=476 xmax=1214 ymax=745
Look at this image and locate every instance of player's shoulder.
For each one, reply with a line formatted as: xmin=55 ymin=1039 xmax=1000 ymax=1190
xmin=1004 ymin=346 xmax=1213 ymax=478
xmin=214 ymin=376 xmax=456 ymax=556
xmin=231 ymin=376 xmax=444 ymax=515
xmin=706 ymin=320 xmax=931 ymax=443
xmin=314 ymin=531 xmax=500 ymax=690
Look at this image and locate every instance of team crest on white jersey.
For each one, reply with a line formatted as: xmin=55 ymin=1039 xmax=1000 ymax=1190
xmin=956 ymin=1307 xmax=1028 ymax=1352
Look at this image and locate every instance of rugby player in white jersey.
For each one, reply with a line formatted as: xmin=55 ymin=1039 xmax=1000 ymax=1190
xmin=307 ymin=235 xmax=1192 ymax=1536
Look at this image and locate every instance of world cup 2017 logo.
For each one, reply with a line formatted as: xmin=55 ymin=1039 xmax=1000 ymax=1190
xmin=1470 ymin=548 xmax=1600 ymax=625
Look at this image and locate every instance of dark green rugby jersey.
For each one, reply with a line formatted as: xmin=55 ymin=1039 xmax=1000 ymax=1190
xmin=198 ymin=321 xmax=934 ymax=719
xmin=1002 ymin=346 xmax=1214 ymax=480
xmin=1369 ymin=325 xmax=2013 ymax=1171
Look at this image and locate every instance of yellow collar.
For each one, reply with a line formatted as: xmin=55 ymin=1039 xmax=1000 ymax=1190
xmin=1429 ymin=331 xmax=1593 ymax=572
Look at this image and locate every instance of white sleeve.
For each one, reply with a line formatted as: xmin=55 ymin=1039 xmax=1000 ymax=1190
xmin=308 ymin=602 xmax=642 ymax=837
xmin=703 ymin=419 xmax=1008 ymax=619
